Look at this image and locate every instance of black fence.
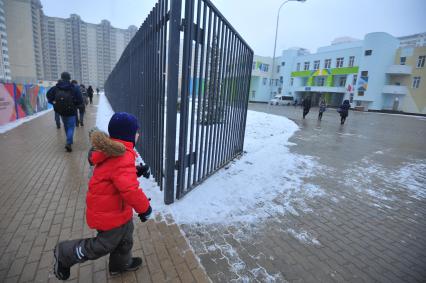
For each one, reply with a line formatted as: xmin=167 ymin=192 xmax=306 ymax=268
xmin=105 ymin=0 xmax=253 ymax=204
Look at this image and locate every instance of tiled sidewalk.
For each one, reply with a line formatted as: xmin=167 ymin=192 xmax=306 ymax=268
xmin=0 ymin=98 xmax=210 ymax=283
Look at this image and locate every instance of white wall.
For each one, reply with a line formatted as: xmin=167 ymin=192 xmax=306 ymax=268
xmin=357 ymin=32 xmax=399 ymax=110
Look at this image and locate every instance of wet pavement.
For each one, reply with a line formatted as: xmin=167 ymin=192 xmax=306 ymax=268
xmin=180 ymin=103 xmax=426 ymax=282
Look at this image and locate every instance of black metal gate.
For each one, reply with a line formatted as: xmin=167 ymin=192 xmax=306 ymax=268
xmin=105 ymin=0 xmax=253 ymax=204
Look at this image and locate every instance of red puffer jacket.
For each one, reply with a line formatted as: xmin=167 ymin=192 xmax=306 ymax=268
xmin=87 ymin=131 xmax=150 ymax=231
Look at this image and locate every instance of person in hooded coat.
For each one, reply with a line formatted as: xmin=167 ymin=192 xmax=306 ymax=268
xmin=46 ymin=72 xmax=83 ymax=152
xmin=302 ymin=96 xmax=312 ymax=119
xmin=53 ymin=112 xmax=152 ymax=280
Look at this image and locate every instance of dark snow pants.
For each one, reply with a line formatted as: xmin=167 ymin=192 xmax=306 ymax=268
xmin=57 ymin=220 xmax=134 ymax=270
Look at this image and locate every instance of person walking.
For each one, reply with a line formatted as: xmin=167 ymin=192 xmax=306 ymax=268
xmin=302 ymin=96 xmax=312 ymax=119
xmin=48 ymin=80 xmax=62 ymax=129
xmin=46 ymin=72 xmax=83 ymax=152
xmin=318 ymin=99 xmax=327 ymax=121
xmin=53 ymin=113 xmax=152 ymax=280
xmin=96 ymin=87 xmax=100 ymax=96
xmin=339 ymin=99 xmax=351 ymax=125
xmin=71 ymin=81 xmax=88 ymax=127
xmin=87 ymin=86 xmax=94 ymax=104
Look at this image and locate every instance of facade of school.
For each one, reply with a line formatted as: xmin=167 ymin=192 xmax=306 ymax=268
xmin=250 ymin=32 xmax=426 ymax=114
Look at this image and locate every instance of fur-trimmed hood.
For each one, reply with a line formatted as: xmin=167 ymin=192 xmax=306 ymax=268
xmin=89 ymin=130 xmax=134 ymax=165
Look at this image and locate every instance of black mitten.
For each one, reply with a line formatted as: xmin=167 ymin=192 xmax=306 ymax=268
xmin=138 ymin=206 xmax=152 ymax=222
xmin=136 ymin=163 xmax=150 ymax=179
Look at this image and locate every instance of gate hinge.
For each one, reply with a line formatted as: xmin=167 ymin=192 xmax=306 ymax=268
xmin=175 ymin=151 xmax=197 ymax=170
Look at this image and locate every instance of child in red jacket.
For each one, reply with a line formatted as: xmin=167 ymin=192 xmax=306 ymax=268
xmin=54 ymin=112 xmax=152 ymax=280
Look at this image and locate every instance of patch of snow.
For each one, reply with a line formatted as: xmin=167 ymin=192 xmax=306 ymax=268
xmin=143 ymin=111 xmax=327 ymax=224
xmin=365 ymin=189 xmax=394 ymax=201
xmin=286 ymin=228 xmax=321 ymax=246
xmin=250 ymin=267 xmax=283 ymax=282
xmin=0 ymin=108 xmax=52 ymax=134
xmin=96 ymin=92 xmax=328 ymax=224
xmin=393 ymin=162 xmax=426 ymax=200
xmin=95 ymin=93 xmax=113 ymax=132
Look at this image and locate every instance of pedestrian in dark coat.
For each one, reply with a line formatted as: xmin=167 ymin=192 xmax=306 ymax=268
xmin=318 ymin=99 xmax=326 ymax=121
xmin=46 ymin=72 xmax=83 ymax=152
xmin=87 ymin=86 xmax=94 ymax=104
xmin=302 ymin=96 xmax=312 ymax=119
xmin=339 ymin=99 xmax=351 ymax=125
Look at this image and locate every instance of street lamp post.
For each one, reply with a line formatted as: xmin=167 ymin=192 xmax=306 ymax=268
xmin=270 ymin=0 xmax=306 ymax=99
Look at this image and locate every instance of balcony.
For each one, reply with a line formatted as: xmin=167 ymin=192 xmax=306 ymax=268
xmin=382 ymin=85 xmax=409 ymax=95
xmin=386 ymin=65 xmax=412 ymax=75
xmin=295 ymin=86 xmax=347 ymax=93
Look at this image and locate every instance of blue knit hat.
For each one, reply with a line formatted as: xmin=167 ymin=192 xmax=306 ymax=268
xmin=108 ymin=112 xmax=139 ymax=143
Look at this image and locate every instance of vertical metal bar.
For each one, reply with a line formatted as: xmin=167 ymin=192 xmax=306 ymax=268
xmin=213 ymin=24 xmax=229 ymax=169
xmin=193 ymin=0 xmax=207 ymax=183
xmin=154 ymin=3 xmax=159 ymax=185
xmin=218 ymin=25 xmax=233 ymax=166
xmin=187 ymin=0 xmax=201 ymax=189
xmin=177 ymin=0 xmax=194 ymax=198
xmin=210 ymin=19 xmax=224 ymax=170
xmin=230 ymin=40 xmax=245 ymax=158
xmin=233 ymin=41 xmax=247 ymax=157
xmin=238 ymin=49 xmax=254 ymax=152
xmin=226 ymin=38 xmax=241 ymax=161
xmin=205 ymin=14 xmax=217 ymax=175
xmin=159 ymin=0 xmax=168 ymax=190
xmin=199 ymin=7 xmax=212 ymax=180
xmin=165 ymin=0 xmax=181 ymax=204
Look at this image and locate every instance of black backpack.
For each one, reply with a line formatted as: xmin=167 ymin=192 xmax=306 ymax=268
xmin=54 ymin=88 xmax=75 ymax=116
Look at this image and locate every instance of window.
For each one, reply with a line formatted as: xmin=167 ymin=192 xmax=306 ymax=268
xmin=358 ymin=91 xmax=364 ymax=96
xmin=364 ymin=50 xmax=372 ymax=56
xmin=412 ymin=76 xmax=421 ymax=88
xmin=290 ymin=78 xmax=294 ymax=86
xmin=278 ymin=88 xmax=282 ymax=94
xmin=400 ymin=57 xmax=406 ymax=65
xmin=339 ymin=77 xmax=346 ymax=87
xmin=275 ymin=79 xmax=278 ymax=86
xmin=262 ymin=78 xmax=267 ymax=85
xmin=251 ymin=91 xmax=256 ymax=98
xmin=258 ymin=63 xmax=269 ymax=72
xmin=336 ymin=57 xmax=344 ymax=68
xmin=281 ymin=62 xmax=285 ymax=66
xmin=304 ymin=62 xmax=310 ymax=70
xmin=313 ymin=60 xmax=320 ymax=70
xmin=361 ymin=71 xmax=368 ymax=77
xmin=280 ymin=76 xmax=283 ymax=83
xmin=349 ymin=56 xmax=355 ymax=67
xmin=352 ymin=74 xmax=357 ymax=86
xmin=277 ymin=65 xmax=280 ymax=73
xmin=317 ymin=77 xmax=325 ymax=86
xmin=296 ymin=63 xmax=300 ymax=71
xmin=324 ymin=59 xmax=331 ymax=69
xmin=417 ymin=56 xmax=425 ymax=68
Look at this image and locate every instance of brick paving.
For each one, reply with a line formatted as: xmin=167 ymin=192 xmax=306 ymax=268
xmin=0 ymin=97 xmax=210 ymax=283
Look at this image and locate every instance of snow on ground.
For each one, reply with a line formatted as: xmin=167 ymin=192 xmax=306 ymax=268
xmin=95 ymin=92 xmax=114 ymax=132
xmin=0 ymin=108 xmax=53 ymax=134
xmin=285 ymin=228 xmax=321 ymax=246
xmin=342 ymin=157 xmax=426 ymax=204
xmin=97 ymin=93 xmax=327 ymax=225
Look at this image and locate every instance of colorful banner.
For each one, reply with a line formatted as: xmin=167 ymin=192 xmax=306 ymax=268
xmin=0 ymin=82 xmax=51 ymax=126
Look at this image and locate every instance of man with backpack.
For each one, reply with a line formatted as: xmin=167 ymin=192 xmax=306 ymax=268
xmin=47 ymin=72 xmax=83 ymax=152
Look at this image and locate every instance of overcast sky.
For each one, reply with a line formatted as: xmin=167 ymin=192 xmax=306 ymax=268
xmin=41 ymin=0 xmax=426 ymax=56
